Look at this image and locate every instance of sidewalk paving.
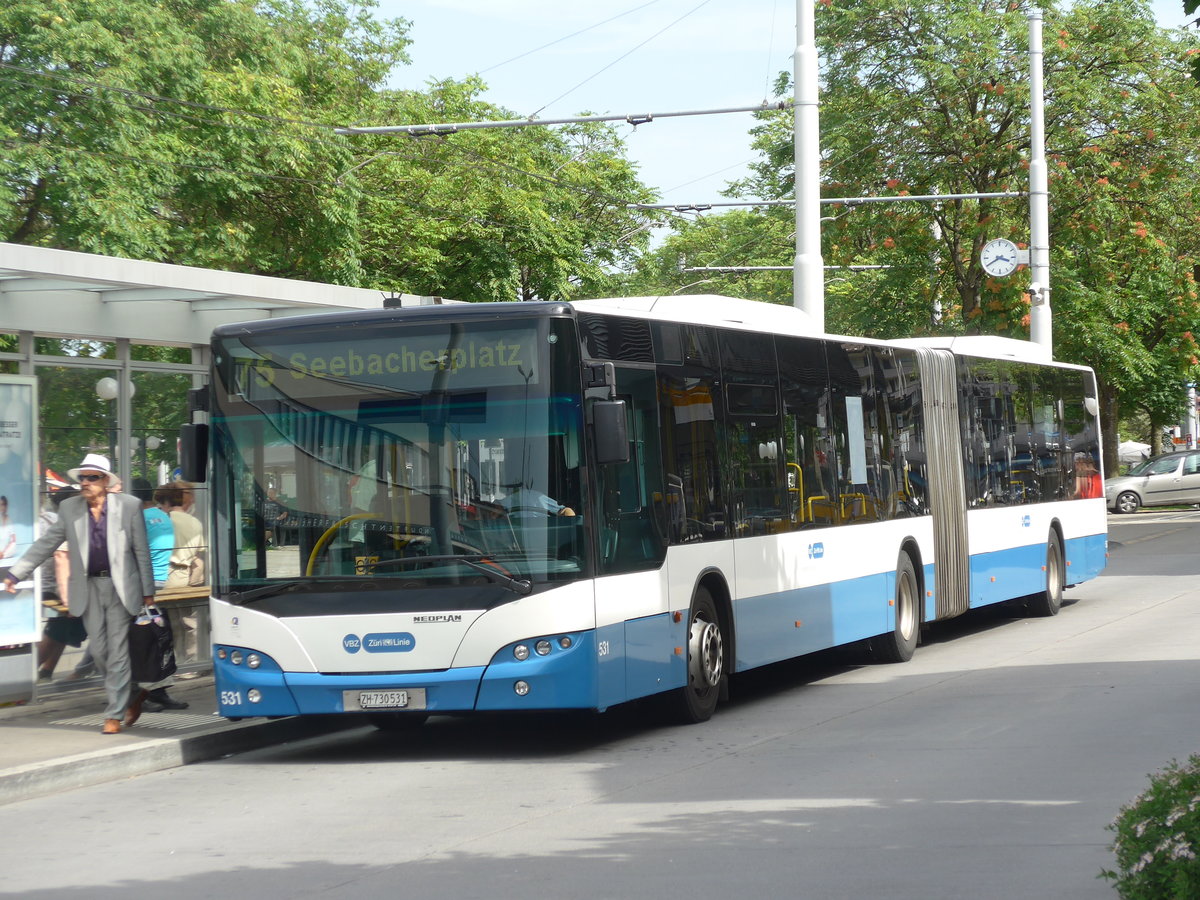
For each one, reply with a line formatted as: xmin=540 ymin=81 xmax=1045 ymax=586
xmin=0 ymin=671 xmax=355 ymax=806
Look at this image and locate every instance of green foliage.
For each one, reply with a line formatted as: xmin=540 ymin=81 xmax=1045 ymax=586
xmin=0 ymin=0 xmax=413 ymax=283
xmin=624 ymin=0 xmax=1200 ymax=464
xmin=0 ymin=1 xmax=657 ymax=301
xmin=622 ymin=208 xmax=795 ymax=306
xmin=1103 ymin=755 xmax=1200 ymax=899
xmin=351 ymin=80 xmax=656 ymax=301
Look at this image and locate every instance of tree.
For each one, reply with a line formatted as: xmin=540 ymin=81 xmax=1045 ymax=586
xmin=346 ymin=78 xmax=657 ymax=302
xmin=0 ymin=0 xmax=411 ymax=283
xmin=634 ymin=0 xmax=1200 ymax=469
xmin=0 ymin=2 xmax=658 ymax=301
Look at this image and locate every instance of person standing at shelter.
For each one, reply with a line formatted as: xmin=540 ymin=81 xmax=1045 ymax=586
xmin=160 ymin=481 xmax=204 ymax=589
xmin=133 ymin=478 xmax=173 ymax=590
xmin=3 ymin=454 xmax=155 ymax=734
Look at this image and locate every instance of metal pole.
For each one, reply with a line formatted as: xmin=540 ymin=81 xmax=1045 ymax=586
xmin=1028 ymin=8 xmax=1052 ymax=354
xmin=794 ymin=0 xmax=824 ymax=325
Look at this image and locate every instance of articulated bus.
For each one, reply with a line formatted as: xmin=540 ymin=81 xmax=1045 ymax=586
xmin=187 ymin=295 xmax=1107 ymax=727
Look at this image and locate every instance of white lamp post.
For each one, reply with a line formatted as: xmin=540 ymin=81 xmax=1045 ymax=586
xmin=95 ymin=377 xmax=135 ymax=477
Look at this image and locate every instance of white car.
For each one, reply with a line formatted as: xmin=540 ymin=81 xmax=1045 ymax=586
xmin=1105 ymin=450 xmax=1200 ymax=513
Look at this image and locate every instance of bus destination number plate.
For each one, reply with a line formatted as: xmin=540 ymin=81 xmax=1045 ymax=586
xmin=346 ymin=688 xmax=427 ymax=711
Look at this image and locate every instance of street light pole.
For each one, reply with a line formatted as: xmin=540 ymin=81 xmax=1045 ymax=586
xmin=794 ymin=0 xmax=824 ymax=327
xmin=1028 ymin=7 xmax=1052 ymax=354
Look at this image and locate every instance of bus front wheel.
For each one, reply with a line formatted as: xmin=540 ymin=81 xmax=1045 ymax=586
xmin=1024 ymin=531 xmax=1064 ymax=617
xmin=670 ymin=586 xmax=725 ymax=724
xmin=873 ymin=552 xmax=920 ymax=663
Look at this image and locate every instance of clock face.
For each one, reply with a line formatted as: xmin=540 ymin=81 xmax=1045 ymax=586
xmin=981 ymin=239 xmax=1018 ymax=277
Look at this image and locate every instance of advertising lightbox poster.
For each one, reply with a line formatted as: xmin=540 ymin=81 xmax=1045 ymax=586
xmin=0 ymin=376 xmax=40 ymax=644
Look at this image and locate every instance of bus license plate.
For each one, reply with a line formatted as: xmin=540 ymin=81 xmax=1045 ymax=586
xmin=346 ymin=688 xmax=427 ymax=711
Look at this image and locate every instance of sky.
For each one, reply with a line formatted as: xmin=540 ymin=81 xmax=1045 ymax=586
xmin=374 ymin=0 xmax=1195 ymax=213
xmin=375 ymin=0 xmax=800 ymax=211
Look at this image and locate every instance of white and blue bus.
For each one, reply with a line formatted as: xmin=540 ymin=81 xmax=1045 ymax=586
xmin=188 ymin=295 xmax=1107 ymax=726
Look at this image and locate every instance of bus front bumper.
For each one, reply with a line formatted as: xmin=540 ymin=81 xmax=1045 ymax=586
xmin=213 ymin=631 xmax=598 ymax=718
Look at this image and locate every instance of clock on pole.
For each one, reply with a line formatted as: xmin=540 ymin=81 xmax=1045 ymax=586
xmin=980 ymin=238 xmax=1019 ymax=277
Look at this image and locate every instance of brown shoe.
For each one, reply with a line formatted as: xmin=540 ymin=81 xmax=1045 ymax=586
xmin=102 ymin=718 xmax=121 ymax=734
xmin=124 ymin=689 xmax=148 ymax=727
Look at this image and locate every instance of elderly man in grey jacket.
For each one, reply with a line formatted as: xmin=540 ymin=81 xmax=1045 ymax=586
xmin=4 ymin=454 xmax=155 ymax=734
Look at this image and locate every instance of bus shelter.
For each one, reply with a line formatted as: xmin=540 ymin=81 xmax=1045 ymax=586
xmin=0 ymin=242 xmax=443 ymax=703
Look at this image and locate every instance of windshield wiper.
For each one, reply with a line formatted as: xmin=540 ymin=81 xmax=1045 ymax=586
xmin=369 ymin=554 xmax=533 ymax=596
xmin=230 ymin=580 xmax=309 ymax=604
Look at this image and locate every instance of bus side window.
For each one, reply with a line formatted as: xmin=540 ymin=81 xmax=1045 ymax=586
xmin=778 ymin=335 xmax=835 ymax=530
xmin=658 ymin=325 xmax=726 ymax=542
xmin=598 ymin=366 xmax=667 ymax=574
xmin=721 ymin=330 xmax=785 ymax=537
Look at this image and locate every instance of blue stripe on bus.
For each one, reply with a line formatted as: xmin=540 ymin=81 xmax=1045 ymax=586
xmin=213 ymin=647 xmax=486 ymax=716
xmin=1065 ymin=532 xmax=1108 ymax=585
xmin=734 ymin=572 xmax=892 ymax=671
xmin=285 ymin=667 xmax=486 ymax=712
xmin=968 ymin=532 xmax=1108 ymax=608
xmin=476 ymin=632 xmax=597 ymax=710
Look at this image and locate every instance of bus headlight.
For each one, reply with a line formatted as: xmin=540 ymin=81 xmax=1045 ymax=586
xmin=535 ymin=640 xmax=552 ymax=656
xmin=230 ymin=650 xmax=243 ymax=665
xmin=247 ymin=653 xmax=261 ymax=669
xmin=513 ymin=644 xmax=530 ymax=661
xmin=514 ymin=681 xmax=530 ymax=696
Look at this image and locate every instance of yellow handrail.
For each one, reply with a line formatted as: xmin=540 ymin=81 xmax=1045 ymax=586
xmin=304 ymin=512 xmax=380 ymax=576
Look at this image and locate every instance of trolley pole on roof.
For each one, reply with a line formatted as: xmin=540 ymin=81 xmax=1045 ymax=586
xmin=794 ymin=0 xmax=824 ymax=327
xmin=1027 ymin=7 xmax=1052 ymax=354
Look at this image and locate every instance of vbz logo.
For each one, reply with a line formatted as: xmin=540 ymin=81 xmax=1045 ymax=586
xmin=807 ymin=542 xmax=825 ymax=560
xmin=343 ymin=634 xmax=362 ymax=653
xmin=1022 ymin=515 xmax=1032 ymax=528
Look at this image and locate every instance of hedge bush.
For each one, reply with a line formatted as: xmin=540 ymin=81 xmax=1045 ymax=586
xmin=1103 ymin=754 xmax=1200 ymax=899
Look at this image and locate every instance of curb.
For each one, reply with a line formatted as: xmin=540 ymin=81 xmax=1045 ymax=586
xmin=0 ymin=715 xmax=358 ymax=807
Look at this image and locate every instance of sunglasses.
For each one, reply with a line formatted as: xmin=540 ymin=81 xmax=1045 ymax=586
xmin=77 ymin=473 xmax=107 ymax=482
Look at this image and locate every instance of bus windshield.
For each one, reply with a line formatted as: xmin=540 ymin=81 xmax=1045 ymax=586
xmin=209 ymin=314 xmax=587 ymax=607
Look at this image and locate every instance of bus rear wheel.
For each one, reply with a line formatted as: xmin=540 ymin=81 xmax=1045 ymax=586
xmin=1024 ymin=531 xmax=1064 ymax=617
xmin=670 ymin=586 xmax=725 ymax=724
xmin=873 ymin=552 xmax=920 ymax=663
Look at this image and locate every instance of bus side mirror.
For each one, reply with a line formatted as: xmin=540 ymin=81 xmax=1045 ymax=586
xmin=593 ymin=400 xmax=629 ymax=465
xmin=180 ymin=423 xmax=209 ymax=483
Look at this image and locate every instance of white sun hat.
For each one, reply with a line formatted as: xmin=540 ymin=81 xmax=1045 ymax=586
xmin=67 ymin=453 xmax=116 ymax=487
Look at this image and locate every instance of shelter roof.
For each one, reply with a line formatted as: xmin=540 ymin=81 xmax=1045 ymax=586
xmin=0 ymin=243 xmax=440 ymax=345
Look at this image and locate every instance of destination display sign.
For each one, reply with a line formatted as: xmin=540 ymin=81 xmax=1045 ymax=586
xmin=231 ymin=325 xmax=543 ymax=395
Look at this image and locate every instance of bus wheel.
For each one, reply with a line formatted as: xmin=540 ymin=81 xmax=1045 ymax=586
xmin=670 ymin=586 xmax=724 ymax=724
xmin=874 ymin=553 xmax=919 ymax=663
xmin=368 ymin=713 xmax=429 ymax=731
xmin=1024 ymin=531 xmax=1064 ymax=617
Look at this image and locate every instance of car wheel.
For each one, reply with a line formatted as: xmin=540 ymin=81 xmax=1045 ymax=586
xmin=1115 ymin=491 xmax=1141 ymax=514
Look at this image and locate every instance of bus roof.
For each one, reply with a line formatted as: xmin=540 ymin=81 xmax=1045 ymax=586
xmin=892 ymin=335 xmax=1055 ymax=364
xmin=570 ymin=295 xmax=819 ymax=337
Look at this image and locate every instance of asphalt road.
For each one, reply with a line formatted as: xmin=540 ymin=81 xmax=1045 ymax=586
xmin=1 ymin=510 xmax=1197 ymax=900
